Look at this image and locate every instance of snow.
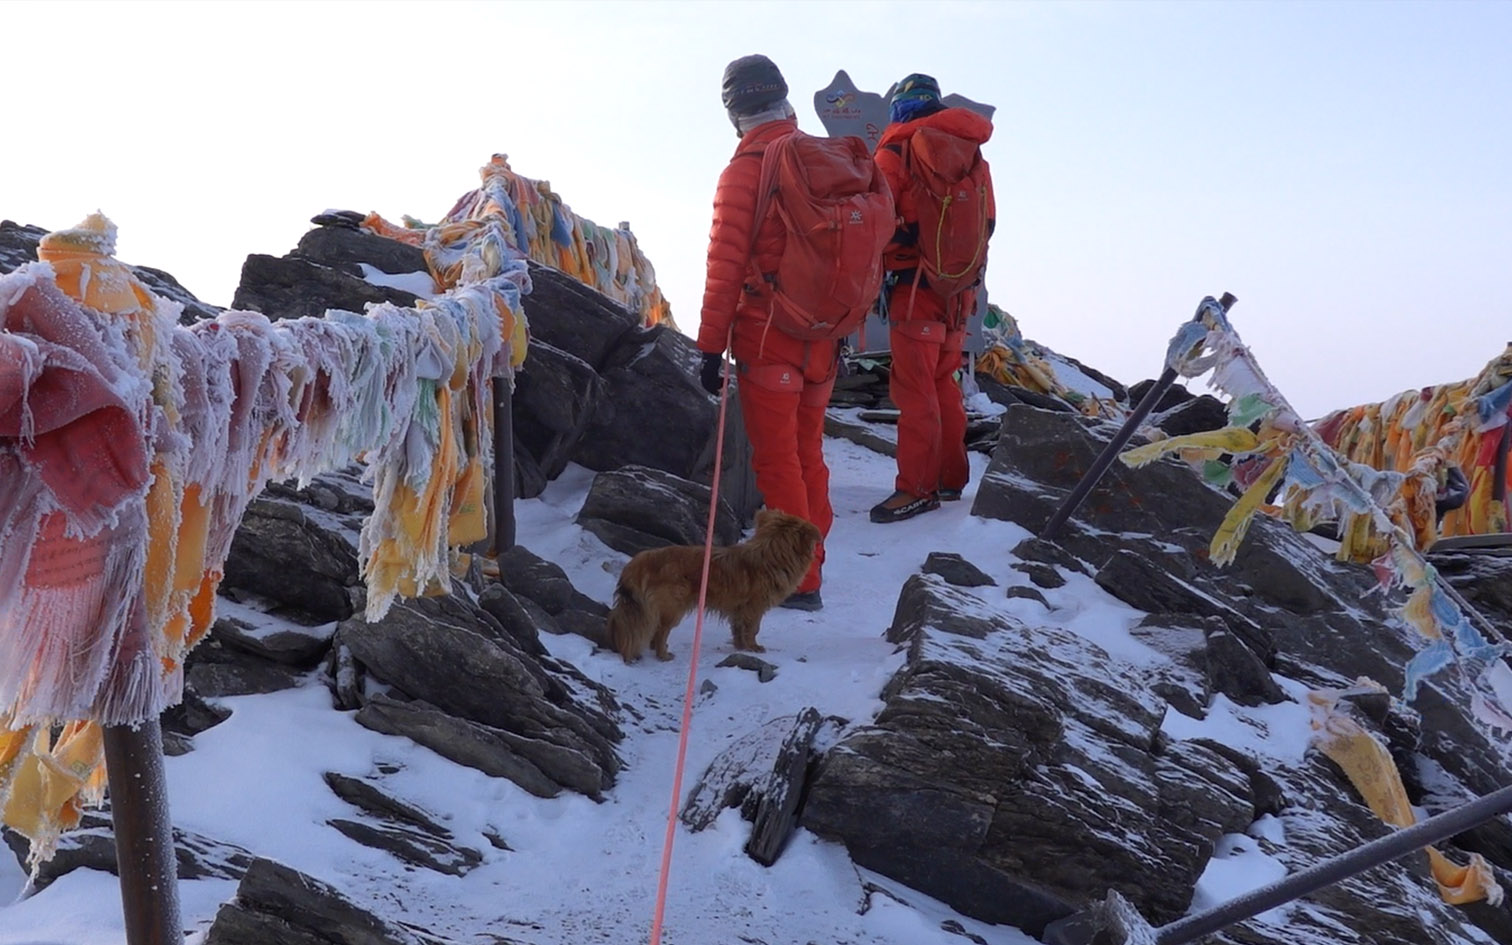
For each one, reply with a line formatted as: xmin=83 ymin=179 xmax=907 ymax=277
xmin=1047 ymin=352 xmax=1116 ymax=401
xmin=357 ymin=263 xmax=438 ymax=299
xmin=1 ymin=422 xmax=1319 ymax=945
xmin=1188 ymin=829 xmax=1294 ymax=928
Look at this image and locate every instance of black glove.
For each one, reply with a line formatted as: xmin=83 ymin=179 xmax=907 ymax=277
xmin=699 ymin=352 xmax=726 ymax=396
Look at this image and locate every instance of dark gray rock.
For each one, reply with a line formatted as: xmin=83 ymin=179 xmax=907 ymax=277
xmin=571 ymin=324 xmax=720 ymax=479
xmin=682 ymin=710 xmax=837 ymax=866
xmin=576 ymin=464 xmax=742 ymax=557
xmin=512 ymin=340 xmax=604 ymax=481
xmin=824 ymin=410 xmax=898 ymax=457
xmin=355 ymin=694 xmax=569 ymax=798
xmin=1004 ymin=585 xmax=1050 ymax=607
xmin=1152 ymin=393 xmax=1229 ymax=437
xmin=475 ymin=584 xmax=546 ymax=657
xmin=1126 ymin=378 xmax=1193 ymax=413
xmin=5 ymin=810 xmax=253 ymax=892
xmin=160 ymin=681 xmax=234 ymax=740
xmin=232 ymin=252 xmax=420 ymax=321
xmin=887 ymin=574 xmax=1007 ymax=644
xmin=294 ymin=219 xmax=429 ymax=278
xmin=1011 ymin=536 xmax=1094 ymax=577
xmin=1128 ymin=619 xmax=1210 ymax=721
xmin=323 ymin=772 xmax=455 ymax=840
xmin=923 ymin=552 xmax=997 ymax=588
xmin=1012 ymin=560 xmax=1067 ymax=589
xmin=1204 ymin=629 xmax=1286 ymax=707
xmin=745 ymin=708 xmax=828 ymax=866
xmin=519 ymin=260 xmax=638 ymax=370
xmin=716 ymin=653 xmax=779 ymax=682
xmin=0 ymin=220 xmax=46 ymax=275
xmin=333 ymin=592 xmax=620 ymax=797
xmin=511 ymin=442 xmax=549 ymax=501
xmin=962 ymin=398 xmax=1512 ymax=943
xmin=222 ymin=472 xmax=368 ymax=623
xmin=185 ymin=637 xmax=309 ymax=697
xmin=211 ymin=611 xmax=336 ymax=666
xmin=326 ymin=818 xmax=482 ymax=876
xmin=807 ymin=575 xmax=1220 ymax=935
xmin=975 ymin=374 xmax=1076 ymax=414
xmin=495 ymin=545 xmax=609 ymax=628
xmin=1431 ymin=551 xmax=1512 ymax=628
xmin=1094 ymin=548 xmax=1274 ymax=665
xmin=1187 ymin=738 xmax=1289 ymax=818
xmin=202 ymin=856 xmax=463 ymax=945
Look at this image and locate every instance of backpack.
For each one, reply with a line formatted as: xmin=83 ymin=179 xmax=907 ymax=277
xmin=901 ymin=126 xmax=992 ymax=299
xmin=750 ymin=131 xmax=895 ymax=341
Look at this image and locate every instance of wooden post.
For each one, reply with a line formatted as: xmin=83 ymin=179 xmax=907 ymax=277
xmin=492 ymin=376 xmax=516 ymax=554
xmin=102 ymin=721 xmax=180 ymax=944
xmin=1494 ymin=418 xmax=1510 ymax=507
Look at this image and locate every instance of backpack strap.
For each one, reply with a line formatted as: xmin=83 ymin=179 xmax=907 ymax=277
xmin=749 ymin=132 xmax=791 ymax=258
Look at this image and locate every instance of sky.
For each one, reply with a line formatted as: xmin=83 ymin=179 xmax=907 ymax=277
xmin=4 ymin=0 xmax=1510 ymax=419
xmin=0 ymin=378 xmax=1313 ymax=944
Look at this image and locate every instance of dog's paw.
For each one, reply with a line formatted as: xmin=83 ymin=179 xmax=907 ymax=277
xmin=656 ymin=650 xmax=675 ymax=661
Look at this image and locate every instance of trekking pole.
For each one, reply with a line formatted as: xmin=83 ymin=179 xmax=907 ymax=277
xmin=1040 ymin=293 xmax=1237 ymax=541
xmin=102 ymin=720 xmax=180 ymax=945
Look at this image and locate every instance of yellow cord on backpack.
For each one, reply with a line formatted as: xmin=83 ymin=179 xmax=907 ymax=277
xmin=932 ymin=186 xmax=990 ymax=280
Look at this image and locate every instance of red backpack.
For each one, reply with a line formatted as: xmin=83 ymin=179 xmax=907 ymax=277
xmin=902 ymin=126 xmax=992 ymax=299
xmin=751 ymin=131 xmax=895 ymax=341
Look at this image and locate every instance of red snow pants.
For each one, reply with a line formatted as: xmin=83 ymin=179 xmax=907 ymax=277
xmin=736 ymin=356 xmax=836 ymax=594
xmin=888 ymin=282 xmax=969 ymax=500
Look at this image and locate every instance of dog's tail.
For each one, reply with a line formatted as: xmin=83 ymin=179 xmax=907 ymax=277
xmin=606 ymin=578 xmax=645 ymax=657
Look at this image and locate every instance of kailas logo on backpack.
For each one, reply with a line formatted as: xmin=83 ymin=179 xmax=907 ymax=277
xmin=906 ymin=126 xmax=992 ymax=299
xmin=753 ymin=130 xmax=895 ymax=341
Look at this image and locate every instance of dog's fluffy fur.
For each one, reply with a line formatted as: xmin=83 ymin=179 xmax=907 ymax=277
xmin=606 ymin=509 xmax=822 ymax=663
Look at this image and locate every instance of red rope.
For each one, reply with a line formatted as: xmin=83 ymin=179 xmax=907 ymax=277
xmin=647 ymin=336 xmax=734 ymax=945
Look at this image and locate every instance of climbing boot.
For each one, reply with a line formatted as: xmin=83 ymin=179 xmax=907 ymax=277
xmin=780 ymin=590 xmax=823 ymax=611
xmin=869 ymin=490 xmax=940 ymax=524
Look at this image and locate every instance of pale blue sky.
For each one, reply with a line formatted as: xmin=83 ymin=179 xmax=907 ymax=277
xmin=4 ymin=0 xmax=1508 ymax=417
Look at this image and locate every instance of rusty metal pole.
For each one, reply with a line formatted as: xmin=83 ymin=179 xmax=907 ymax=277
xmin=102 ymin=721 xmax=179 ymax=944
xmin=492 ymin=376 xmax=516 ymax=554
xmin=1041 ymin=293 xmax=1237 ymax=540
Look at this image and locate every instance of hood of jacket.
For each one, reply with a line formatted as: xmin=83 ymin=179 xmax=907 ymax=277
xmin=878 ymin=107 xmax=992 ymax=148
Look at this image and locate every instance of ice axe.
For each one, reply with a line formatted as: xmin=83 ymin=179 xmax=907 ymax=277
xmin=1041 ymin=781 xmax=1512 ymax=944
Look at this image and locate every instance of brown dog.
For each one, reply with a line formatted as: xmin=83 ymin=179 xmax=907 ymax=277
xmin=606 ymin=509 xmax=822 ymax=663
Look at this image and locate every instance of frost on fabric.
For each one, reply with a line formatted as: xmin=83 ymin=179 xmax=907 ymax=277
xmin=0 ymin=222 xmax=526 ymax=731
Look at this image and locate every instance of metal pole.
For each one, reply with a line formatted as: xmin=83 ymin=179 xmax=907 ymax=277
xmin=1041 ymin=293 xmax=1237 ymax=540
xmin=102 ymin=721 xmax=180 ymax=945
xmin=1154 ymin=782 xmax=1512 ymax=945
xmin=492 ymin=376 xmax=516 ymax=554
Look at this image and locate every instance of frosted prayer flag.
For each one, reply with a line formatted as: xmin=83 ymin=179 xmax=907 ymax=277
xmin=0 ymin=202 xmax=530 ymax=866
